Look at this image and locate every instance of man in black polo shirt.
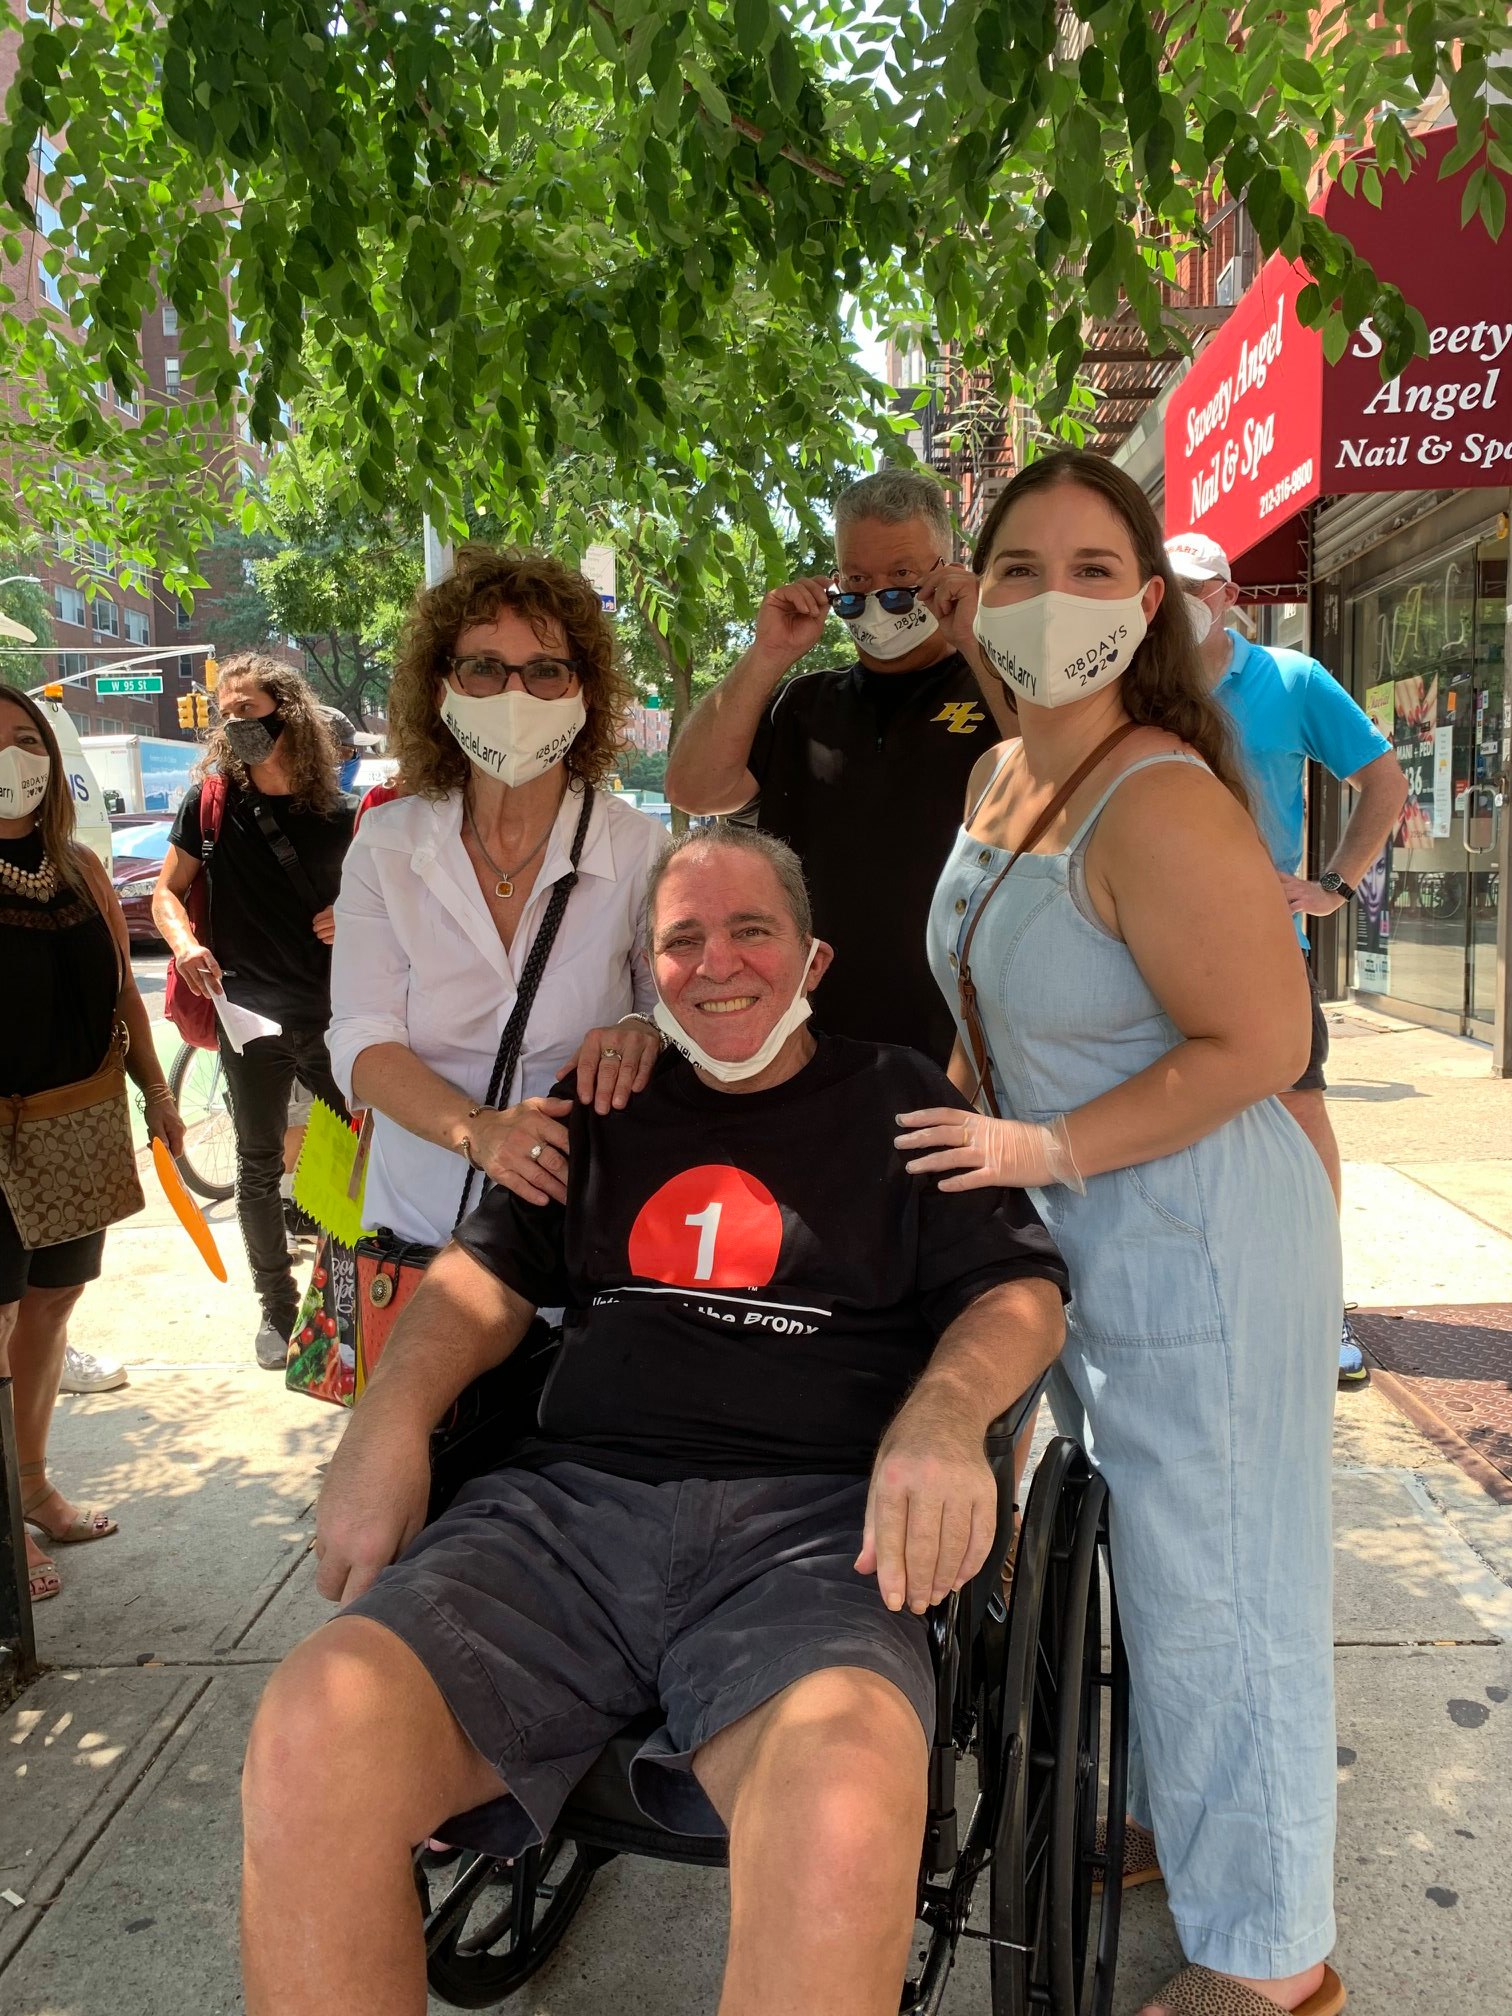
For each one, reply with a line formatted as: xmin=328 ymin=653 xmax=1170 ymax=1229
xmin=666 ymin=469 xmax=1014 ymax=1063
xmin=242 ymin=824 xmax=1066 ymax=2016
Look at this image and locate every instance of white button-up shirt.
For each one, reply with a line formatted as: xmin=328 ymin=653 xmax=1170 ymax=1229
xmin=329 ymin=781 xmax=667 ymax=1246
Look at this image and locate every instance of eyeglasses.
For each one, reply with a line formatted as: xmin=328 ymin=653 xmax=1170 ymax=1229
xmin=449 ymin=655 xmax=581 ymax=700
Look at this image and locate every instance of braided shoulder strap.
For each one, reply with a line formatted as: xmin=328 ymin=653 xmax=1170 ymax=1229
xmin=453 ymin=783 xmax=594 ymax=1228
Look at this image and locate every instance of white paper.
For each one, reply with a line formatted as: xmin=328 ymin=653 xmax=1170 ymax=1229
xmin=211 ymin=990 xmax=282 ymax=1055
xmin=1432 ymin=724 xmax=1455 ymax=840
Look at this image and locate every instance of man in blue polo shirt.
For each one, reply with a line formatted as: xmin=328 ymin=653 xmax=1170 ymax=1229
xmin=1168 ymin=533 xmax=1409 ymax=1388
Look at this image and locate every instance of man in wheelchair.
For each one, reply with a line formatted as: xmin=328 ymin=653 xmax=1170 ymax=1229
xmin=242 ymin=824 xmax=1069 ymax=2016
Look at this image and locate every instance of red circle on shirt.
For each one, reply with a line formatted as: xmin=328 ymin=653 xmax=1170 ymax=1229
xmin=627 ymin=1165 xmax=784 ymax=1290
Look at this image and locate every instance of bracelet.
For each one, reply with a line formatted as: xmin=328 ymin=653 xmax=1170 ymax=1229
xmin=618 ymin=1011 xmax=666 ymax=1048
xmin=140 ymin=1084 xmax=174 ymax=1102
xmin=456 ymin=1104 xmax=489 ymax=1169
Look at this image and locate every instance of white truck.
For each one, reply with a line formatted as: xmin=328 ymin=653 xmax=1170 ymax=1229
xmin=81 ymin=732 xmax=201 ymax=815
xmin=37 ymin=698 xmax=112 ymax=866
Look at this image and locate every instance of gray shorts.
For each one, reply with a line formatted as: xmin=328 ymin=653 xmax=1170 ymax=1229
xmin=347 ymin=1463 xmax=934 ymax=1857
xmin=1292 ymin=964 xmax=1330 ymax=1093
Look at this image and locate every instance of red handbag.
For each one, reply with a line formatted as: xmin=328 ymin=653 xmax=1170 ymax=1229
xmin=163 ymin=771 xmax=227 ymax=1051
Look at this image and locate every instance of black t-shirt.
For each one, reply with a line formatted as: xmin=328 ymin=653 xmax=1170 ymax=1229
xmin=747 ymin=653 xmax=1002 ymax=1065
xmin=170 ymin=777 xmax=355 ymax=1024
xmin=455 ymin=1035 xmax=1068 ymax=1483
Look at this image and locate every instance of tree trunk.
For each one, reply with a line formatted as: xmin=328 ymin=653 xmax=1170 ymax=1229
xmin=668 ymin=655 xmax=693 ymax=835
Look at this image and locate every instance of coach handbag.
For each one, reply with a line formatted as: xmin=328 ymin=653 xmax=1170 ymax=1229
xmin=351 ymin=784 xmax=595 ymax=1396
xmin=0 ymin=1019 xmax=145 ymax=1249
xmin=956 ymin=721 xmax=1139 ymax=1117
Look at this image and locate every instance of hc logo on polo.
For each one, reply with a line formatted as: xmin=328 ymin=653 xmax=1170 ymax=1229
xmin=932 ymin=703 xmax=985 ymax=734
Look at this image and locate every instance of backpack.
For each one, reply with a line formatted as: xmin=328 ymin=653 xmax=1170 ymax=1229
xmin=163 ymin=771 xmax=228 ymax=1052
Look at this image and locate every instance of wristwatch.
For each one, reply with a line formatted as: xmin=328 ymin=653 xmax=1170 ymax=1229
xmin=1318 ymin=871 xmax=1356 ymax=901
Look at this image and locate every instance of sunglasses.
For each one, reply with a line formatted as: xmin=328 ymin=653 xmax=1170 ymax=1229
xmin=826 ymin=584 xmax=929 ymax=621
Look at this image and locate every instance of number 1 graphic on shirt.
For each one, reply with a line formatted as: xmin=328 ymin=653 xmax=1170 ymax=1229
xmin=628 ymin=1165 xmax=783 ymax=1290
xmin=684 ymin=1201 xmax=724 ymax=1282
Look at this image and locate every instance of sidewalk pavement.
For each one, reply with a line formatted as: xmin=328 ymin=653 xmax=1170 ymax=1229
xmin=3 ymin=1005 xmax=1510 ymax=2016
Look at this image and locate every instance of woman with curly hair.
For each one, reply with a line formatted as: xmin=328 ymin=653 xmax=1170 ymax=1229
xmin=327 ymin=546 xmax=667 ymax=1253
xmin=154 ymin=654 xmax=356 ymax=1368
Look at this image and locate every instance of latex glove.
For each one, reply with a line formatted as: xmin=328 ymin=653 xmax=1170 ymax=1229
xmin=895 ymin=1107 xmax=1085 ymax=1194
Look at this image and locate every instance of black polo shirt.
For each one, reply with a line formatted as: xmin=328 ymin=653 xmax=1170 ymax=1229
xmin=747 ymin=652 xmax=1002 ymax=1063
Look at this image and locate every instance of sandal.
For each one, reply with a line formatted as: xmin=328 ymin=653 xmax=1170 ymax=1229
xmin=20 ymin=1465 xmax=118 ymax=1547
xmin=27 ymin=1542 xmax=61 ymax=1604
xmin=1092 ymin=1815 xmax=1162 ymax=1892
xmin=1143 ymin=1963 xmax=1346 ymax=2016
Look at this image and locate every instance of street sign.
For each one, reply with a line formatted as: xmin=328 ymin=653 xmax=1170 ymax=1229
xmin=96 ymin=674 xmax=164 ymax=695
xmin=582 ymin=543 xmax=617 ymax=613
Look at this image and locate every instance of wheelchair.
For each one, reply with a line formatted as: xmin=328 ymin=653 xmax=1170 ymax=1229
xmin=410 ymin=1384 xmax=1129 ymax=2016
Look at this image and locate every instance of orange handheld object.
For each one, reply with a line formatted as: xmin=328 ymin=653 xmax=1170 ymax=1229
xmin=152 ymin=1137 xmax=228 ymax=1282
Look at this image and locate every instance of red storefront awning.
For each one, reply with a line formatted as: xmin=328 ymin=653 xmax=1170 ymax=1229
xmin=1164 ymin=128 xmax=1512 ymax=594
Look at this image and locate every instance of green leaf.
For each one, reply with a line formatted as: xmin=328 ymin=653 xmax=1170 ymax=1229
xmin=767 ymin=32 xmax=801 ymax=113
xmin=733 ymin=0 xmax=772 ymax=53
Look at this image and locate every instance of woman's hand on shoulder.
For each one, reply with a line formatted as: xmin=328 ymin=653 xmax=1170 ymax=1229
xmin=568 ymin=1015 xmax=663 ymax=1115
xmin=464 ymin=1097 xmax=573 ymax=1207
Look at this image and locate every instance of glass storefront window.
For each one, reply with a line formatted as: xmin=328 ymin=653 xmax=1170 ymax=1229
xmin=1350 ymin=531 xmax=1507 ymax=1029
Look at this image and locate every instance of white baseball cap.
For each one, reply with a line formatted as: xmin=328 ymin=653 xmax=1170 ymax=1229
xmin=1165 ymin=532 xmax=1233 ymax=584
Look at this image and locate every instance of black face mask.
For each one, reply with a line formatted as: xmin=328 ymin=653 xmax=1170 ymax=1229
xmin=223 ymin=710 xmax=284 ymax=767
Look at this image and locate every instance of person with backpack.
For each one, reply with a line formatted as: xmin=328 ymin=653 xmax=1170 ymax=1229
xmin=153 ymin=656 xmax=356 ymax=1369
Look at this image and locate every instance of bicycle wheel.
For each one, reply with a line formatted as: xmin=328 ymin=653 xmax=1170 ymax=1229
xmin=169 ymin=1042 xmax=238 ymax=1203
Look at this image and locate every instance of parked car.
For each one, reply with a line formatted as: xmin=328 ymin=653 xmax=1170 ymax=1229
xmin=109 ymin=813 xmax=177 ymax=945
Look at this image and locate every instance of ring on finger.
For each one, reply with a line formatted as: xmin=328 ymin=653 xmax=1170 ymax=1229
xmin=601 ymin=1046 xmax=623 ymax=1061
xmin=529 ymin=1142 xmax=544 ymax=1162
xmin=961 ymin=1122 xmax=972 ymax=1149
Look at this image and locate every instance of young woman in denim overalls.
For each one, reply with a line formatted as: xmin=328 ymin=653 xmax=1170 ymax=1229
xmin=901 ymin=453 xmax=1344 ymax=2016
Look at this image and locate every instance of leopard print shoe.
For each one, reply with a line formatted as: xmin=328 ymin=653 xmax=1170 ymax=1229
xmin=1142 ymin=1963 xmax=1346 ymax=2016
xmin=1091 ymin=1814 xmax=1162 ymax=1893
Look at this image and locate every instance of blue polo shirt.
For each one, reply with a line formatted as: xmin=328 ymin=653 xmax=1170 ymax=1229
xmin=1213 ymin=631 xmax=1390 ymax=945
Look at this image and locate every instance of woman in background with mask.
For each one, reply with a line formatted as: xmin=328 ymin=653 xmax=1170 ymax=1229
xmin=899 ymin=454 xmax=1344 ymax=2016
xmin=3 ymin=688 xmax=184 ymax=1601
xmin=155 ymin=655 xmax=355 ymax=1368
xmin=328 ymin=547 xmax=667 ymax=1254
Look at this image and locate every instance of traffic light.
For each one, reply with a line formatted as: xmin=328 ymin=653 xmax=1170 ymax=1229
xmin=177 ymin=694 xmax=194 ymax=729
xmin=203 ymin=653 xmax=219 ymax=690
xmin=194 ymin=692 xmax=210 ymax=728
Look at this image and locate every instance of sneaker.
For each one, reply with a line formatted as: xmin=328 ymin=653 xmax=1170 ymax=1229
xmin=1339 ymin=1307 xmax=1370 ymax=1390
xmin=254 ymin=1313 xmax=293 ymax=1372
xmin=57 ymin=1345 xmax=128 ymax=1394
xmin=282 ymin=1196 xmax=320 ymax=1246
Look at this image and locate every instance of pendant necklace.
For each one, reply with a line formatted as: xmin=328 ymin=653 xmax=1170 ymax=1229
xmin=464 ymin=796 xmax=554 ymax=900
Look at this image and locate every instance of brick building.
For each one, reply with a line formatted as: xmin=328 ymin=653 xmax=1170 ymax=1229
xmin=0 ymin=12 xmax=268 ymax=742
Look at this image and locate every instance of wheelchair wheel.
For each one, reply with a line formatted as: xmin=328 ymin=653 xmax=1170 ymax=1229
xmin=417 ymin=1833 xmax=597 ymax=2008
xmin=988 ymin=1437 xmax=1128 ymax=2016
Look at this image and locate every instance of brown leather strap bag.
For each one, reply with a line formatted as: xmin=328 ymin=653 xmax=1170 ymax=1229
xmin=957 ymin=722 xmax=1141 ymax=1117
xmin=0 ymin=1020 xmax=145 ymax=1249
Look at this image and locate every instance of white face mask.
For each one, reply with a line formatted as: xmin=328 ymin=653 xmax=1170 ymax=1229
xmin=440 ymin=686 xmax=587 ymax=789
xmin=654 ymin=940 xmax=820 ymax=1084
xmin=0 ymin=745 xmax=50 ymax=819
xmin=842 ymin=595 xmax=940 ymax=662
xmin=973 ymin=588 xmax=1149 ymax=707
xmin=1183 ymin=592 xmax=1215 ymax=646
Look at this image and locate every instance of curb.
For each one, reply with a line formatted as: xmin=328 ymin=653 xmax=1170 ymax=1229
xmin=1363 ymin=1357 xmax=1512 ymax=1507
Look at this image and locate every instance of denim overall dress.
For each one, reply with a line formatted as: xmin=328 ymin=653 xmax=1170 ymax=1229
xmin=927 ymin=753 xmax=1342 ymax=1976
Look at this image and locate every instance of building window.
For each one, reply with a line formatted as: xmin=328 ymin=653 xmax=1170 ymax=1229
xmin=58 ymin=651 xmax=88 ymax=680
xmin=161 ymin=302 xmax=178 ymax=337
xmin=124 ymin=607 xmax=150 ymax=645
xmin=53 ymin=584 xmax=85 ymax=627
xmin=177 ymin=654 xmax=194 ymax=681
xmin=176 ymin=602 xmax=191 ymax=631
xmin=83 ymin=536 xmax=112 ymax=571
xmin=66 ymin=710 xmax=88 ymax=733
xmin=36 ymin=197 xmax=63 ymax=309
xmin=113 ymin=386 xmax=139 ymax=418
xmin=164 ymin=356 xmax=181 ymax=394
xmin=99 ymin=716 xmax=125 ymax=735
xmin=91 ymin=598 xmax=119 ymax=636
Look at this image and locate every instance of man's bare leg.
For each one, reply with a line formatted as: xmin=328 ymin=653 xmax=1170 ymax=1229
xmin=695 ymin=1666 xmax=928 ymax=2016
xmin=1278 ymin=1087 xmax=1342 ymax=1210
xmin=242 ymin=1615 xmax=509 ymax=2016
